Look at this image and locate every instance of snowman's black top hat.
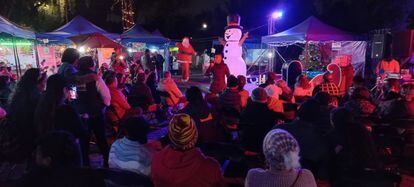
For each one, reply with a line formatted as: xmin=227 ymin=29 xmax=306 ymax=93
xmin=225 ymin=14 xmax=243 ymax=30
xmin=227 ymin=14 xmax=240 ymax=25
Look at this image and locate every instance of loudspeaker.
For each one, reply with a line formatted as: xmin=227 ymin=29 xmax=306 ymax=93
xmin=371 ymin=34 xmax=385 ymax=59
xmin=392 ymin=30 xmax=414 ymax=59
xmin=371 ymin=33 xmax=392 ymax=59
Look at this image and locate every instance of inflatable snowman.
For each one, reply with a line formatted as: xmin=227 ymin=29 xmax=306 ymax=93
xmin=222 ymin=14 xmax=248 ymax=77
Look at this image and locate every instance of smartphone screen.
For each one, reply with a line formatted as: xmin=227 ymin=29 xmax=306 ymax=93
xmin=69 ymin=86 xmax=77 ymax=100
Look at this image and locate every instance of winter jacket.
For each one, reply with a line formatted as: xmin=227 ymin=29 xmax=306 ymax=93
xmin=109 ymin=137 xmax=153 ymax=176
xmin=240 ymin=102 xmax=284 ymax=153
xmin=205 ymin=63 xmax=230 ymax=94
xmin=108 ymin=87 xmax=131 ymax=121
xmin=151 ymin=146 xmax=225 ymax=187
xmin=158 ymin=78 xmax=183 ymax=106
xmin=176 ymin=43 xmax=196 ymax=63
xmin=219 ymin=88 xmax=242 ymax=112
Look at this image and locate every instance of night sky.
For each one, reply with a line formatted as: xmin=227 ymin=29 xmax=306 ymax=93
xmin=1 ymin=0 xmax=413 ymax=42
xmin=66 ymin=0 xmax=414 ymax=39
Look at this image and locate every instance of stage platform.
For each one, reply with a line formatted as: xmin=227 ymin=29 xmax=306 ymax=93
xmin=173 ymin=73 xmax=257 ymax=95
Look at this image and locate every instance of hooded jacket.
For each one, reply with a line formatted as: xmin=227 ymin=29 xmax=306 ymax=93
xmin=151 ymin=146 xmax=225 ymax=187
xmin=158 ymin=78 xmax=183 ymax=106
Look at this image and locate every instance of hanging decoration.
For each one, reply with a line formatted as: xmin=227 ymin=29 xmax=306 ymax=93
xmin=113 ymin=0 xmax=135 ymax=31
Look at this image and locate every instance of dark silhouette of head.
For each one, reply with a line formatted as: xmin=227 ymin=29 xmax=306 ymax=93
xmin=61 ymin=48 xmax=80 ymax=65
xmin=121 ymin=116 xmax=150 ymax=144
xmin=78 ymin=56 xmax=95 ymax=71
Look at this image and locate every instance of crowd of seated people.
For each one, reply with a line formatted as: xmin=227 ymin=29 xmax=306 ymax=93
xmin=0 ymin=48 xmax=413 ymax=187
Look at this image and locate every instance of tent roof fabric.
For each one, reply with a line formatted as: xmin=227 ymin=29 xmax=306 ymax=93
xmin=121 ymin=24 xmax=169 ymax=44
xmin=75 ymin=33 xmax=123 ymax=49
xmin=0 ymin=15 xmax=35 ymax=39
xmin=262 ymin=16 xmax=355 ymax=44
xmin=39 ymin=16 xmax=119 ymax=40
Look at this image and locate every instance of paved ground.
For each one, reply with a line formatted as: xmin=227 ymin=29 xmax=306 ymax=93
xmin=173 ymin=73 xmax=211 ymax=93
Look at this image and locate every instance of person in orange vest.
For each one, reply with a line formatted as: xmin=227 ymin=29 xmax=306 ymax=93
xmin=176 ymin=37 xmax=196 ymax=82
xmin=376 ymin=56 xmax=400 ymax=79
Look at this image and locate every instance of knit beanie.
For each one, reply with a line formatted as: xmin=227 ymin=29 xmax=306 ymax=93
xmin=263 ymin=129 xmax=300 ymax=170
xmin=251 ymin=87 xmax=268 ymax=103
xmin=168 ymin=113 xmax=198 ymax=151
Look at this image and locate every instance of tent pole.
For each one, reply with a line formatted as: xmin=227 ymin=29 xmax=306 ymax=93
xmin=11 ymin=37 xmax=20 ymax=78
xmin=14 ymin=38 xmax=22 ymax=77
xmin=33 ymin=40 xmax=40 ymax=68
xmin=275 ymin=48 xmax=286 ymax=64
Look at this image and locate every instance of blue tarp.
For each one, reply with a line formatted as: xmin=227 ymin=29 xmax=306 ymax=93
xmin=121 ymin=25 xmax=169 ymax=44
xmin=0 ymin=15 xmax=35 ymax=39
xmin=37 ymin=16 xmax=119 ymax=40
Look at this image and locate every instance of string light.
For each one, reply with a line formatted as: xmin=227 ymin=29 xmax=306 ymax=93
xmin=119 ymin=0 xmax=135 ymax=31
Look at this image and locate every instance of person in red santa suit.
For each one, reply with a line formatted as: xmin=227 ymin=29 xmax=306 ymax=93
xmin=176 ymin=37 xmax=196 ymax=82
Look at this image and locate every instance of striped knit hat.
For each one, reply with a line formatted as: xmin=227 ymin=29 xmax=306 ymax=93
xmin=168 ymin=114 xmax=198 ymax=151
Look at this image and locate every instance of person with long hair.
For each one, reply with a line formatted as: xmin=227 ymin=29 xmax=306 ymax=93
xmin=8 ymin=68 xmax=46 ymax=133
xmin=34 ymin=74 xmax=88 ymax=164
xmin=1 ymin=68 xmax=47 ymax=163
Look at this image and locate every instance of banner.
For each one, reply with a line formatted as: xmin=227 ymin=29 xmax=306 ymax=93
xmin=97 ymin=48 xmax=115 ymax=67
xmin=37 ymin=46 xmax=57 ymax=68
xmin=336 ymin=41 xmax=367 ymax=76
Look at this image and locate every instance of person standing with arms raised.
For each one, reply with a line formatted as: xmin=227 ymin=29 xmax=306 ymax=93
xmin=176 ymin=37 xmax=196 ymax=82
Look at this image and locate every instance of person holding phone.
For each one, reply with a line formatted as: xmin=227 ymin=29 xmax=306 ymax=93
xmin=34 ymin=74 xmax=88 ymax=166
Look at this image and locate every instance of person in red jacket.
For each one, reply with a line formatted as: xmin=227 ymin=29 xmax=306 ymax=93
xmin=176 ymin=37 xmax=196 ymax=82
xmin=104 ymin=71 xmax=131 ymax=123
xmin=151 ymin=113 xmax=225 ymax=187
xmin=205 ymin=53 xmax=230 ymax=95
